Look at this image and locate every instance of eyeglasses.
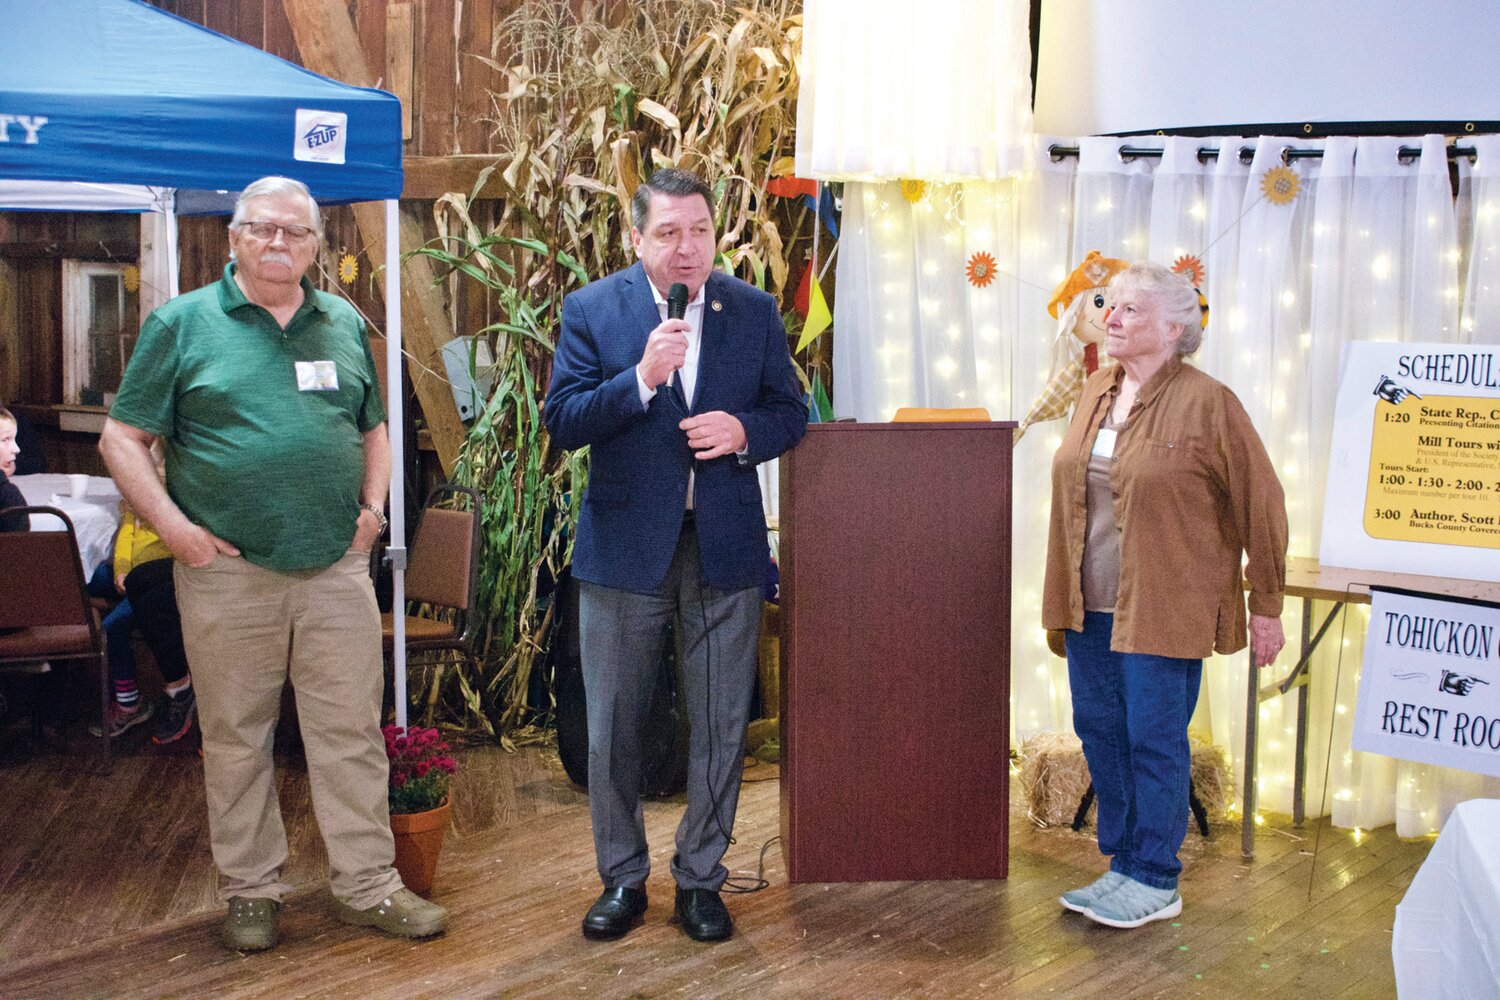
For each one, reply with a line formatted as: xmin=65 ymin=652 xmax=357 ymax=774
xmin=238 ymin=220 xmax=317 ymax=242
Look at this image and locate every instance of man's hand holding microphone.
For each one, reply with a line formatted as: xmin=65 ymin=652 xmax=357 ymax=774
xmin=637 ymin=282 xmax=748 ymax=460
xmin=637 ymin=282 xmax=692 ymax=390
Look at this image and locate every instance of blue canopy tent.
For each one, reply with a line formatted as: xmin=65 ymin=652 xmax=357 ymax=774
xmin=1 ymin=0 xmax=421 ymax=726
xmin=0 ymin=0 xmax=402 ymax=201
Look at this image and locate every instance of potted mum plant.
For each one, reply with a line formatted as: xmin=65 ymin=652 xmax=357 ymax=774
xmin=385 ymin=724 xmax=457 ymax=895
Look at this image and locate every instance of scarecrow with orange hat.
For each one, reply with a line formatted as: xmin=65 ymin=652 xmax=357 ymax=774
xmin=1015 ymin=250 xmax=1130 ymax=441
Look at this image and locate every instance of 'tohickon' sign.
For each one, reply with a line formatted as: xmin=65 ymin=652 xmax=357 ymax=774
xmin=1352 ymin=587 xmax=1500 ymax=778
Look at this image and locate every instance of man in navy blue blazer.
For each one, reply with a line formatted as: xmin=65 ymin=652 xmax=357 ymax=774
xmin=545 ymin=169 xmax=806 ymax=942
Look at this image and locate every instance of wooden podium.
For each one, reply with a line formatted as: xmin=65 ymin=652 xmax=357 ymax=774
xmin=779 ymin=421 xmax=1013 ymax=882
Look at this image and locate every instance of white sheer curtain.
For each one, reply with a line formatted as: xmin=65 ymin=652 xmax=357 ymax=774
xmin=1462 ymin=135 xmax=1500 ymax=345
xmin=796 ymin=0 xmax=1034 ymax=181
xmin=832 ymin=133 xmax=1500 ymax=835
xmin=1322 ymin=135 xmax=1500 ymax=834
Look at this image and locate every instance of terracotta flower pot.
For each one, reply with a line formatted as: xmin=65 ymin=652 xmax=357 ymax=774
xmin=389 ymin=798 xmax=451 ymax=896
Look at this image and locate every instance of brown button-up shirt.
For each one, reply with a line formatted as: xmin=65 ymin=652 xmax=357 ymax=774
xmin=1042 ymin=355 xmax=1288 ymax=659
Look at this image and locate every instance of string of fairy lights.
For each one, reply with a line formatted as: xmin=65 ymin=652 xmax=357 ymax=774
xmin=831 ymin=134 xmax=1483 ymax=834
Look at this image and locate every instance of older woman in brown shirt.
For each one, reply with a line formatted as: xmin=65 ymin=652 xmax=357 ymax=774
xmin=1042 ymin=262 xmax=1288 ymax=929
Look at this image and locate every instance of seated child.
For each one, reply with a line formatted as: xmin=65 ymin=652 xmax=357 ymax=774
xmin=86 ymin=555 xmax=148 ymax=734
xmin=89 ymin=446 xmax=196 ymax=743
xmin=0 ymin=407 xmax=26 ymax=532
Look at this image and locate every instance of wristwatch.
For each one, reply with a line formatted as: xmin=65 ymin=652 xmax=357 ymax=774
xmin=359 ymin=502 xmax=389 ymax=533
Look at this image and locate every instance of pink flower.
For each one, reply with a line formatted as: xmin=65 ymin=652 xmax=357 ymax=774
xmin=384 ymin=724 xmax=458 ymax=811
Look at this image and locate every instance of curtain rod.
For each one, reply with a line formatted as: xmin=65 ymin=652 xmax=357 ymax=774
xmin=1046 ymin=143 xmax=1479 ymax=165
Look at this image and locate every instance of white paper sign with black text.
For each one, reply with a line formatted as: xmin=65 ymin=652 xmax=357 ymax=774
xmin=1352 ymin=588 xmax=1500 ymax=778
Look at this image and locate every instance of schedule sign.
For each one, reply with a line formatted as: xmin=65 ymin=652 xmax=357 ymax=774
xmin=1322 ymin=343 xmax=1500 ymax=583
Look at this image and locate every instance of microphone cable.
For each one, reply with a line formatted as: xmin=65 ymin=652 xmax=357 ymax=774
xmin=696 ymin=553 xmax=770 ymax=895
xmin=654 ymin=296 xmax=768 ymax=895
xmin=690 ymin=494 xmax=774 ymax=899
xmin=672 ymin=400 xmax=766 ymax=893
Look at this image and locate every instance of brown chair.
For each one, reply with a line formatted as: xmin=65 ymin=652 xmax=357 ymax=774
xmin=381 ymin=485 xmax=483 ymax=713
xmin=0 ymin=506 xmax=112 ymax=766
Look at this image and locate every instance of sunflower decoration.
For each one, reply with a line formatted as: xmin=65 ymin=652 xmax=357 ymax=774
xmin=1169 ymin=255 xmax=1210 ymax=330
xmin=1170 ymin=254 xmax=1205 ymax=287
xmin=338 ymin=251 xmax=359 ymax=286
xmin=900 ymin=179 xmax=927 ymax=204
xmin=965 ymin=251 xmax=997 ymax=289
xmin=122 ymin=265 xmax=140 ymax=294
xmin=1260 ymin=165 xmax=1301 ymax=206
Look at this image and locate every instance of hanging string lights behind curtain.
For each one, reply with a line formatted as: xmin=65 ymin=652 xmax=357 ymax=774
xmin=791 ymin=0 xmax=1500 ymax=837
xmin=831 ymin=133 xmax=1500 ymax=836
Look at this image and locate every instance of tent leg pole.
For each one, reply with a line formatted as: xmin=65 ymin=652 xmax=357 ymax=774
xmin=385 ymin=198 xmax=408 ymax=732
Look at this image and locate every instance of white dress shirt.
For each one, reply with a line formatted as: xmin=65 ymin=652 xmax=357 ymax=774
xmin=635 ymin=282 xmax=706 ymax=409
xmin=636 ymin=282 xmax=707 ymax=509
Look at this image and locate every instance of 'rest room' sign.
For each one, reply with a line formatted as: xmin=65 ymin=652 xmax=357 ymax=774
xmin=1352 ymin=588 xmax=1500 ymax=778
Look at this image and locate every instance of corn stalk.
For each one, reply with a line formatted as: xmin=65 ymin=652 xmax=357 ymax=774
xmin=407 ymin=0 xmax=807 ymax=742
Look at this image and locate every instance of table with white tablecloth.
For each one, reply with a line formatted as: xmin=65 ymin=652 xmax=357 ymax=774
xmin=9 ymin=474 xmax=123 ymax=574
xmin=1393 ymin=798 xmax=1500 ymax=999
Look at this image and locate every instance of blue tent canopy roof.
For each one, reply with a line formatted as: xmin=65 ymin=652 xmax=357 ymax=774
xmin=0 ymin=0 xmax=402 ymax=204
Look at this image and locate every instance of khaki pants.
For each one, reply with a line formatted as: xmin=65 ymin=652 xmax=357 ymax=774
xmin=175 ymin=550 xmax=402 ymax=909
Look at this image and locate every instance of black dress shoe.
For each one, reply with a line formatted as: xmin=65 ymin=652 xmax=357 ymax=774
xmin=582 ymin=886 xmax=648 ymax=940
xmin=674 ymin=887 xmax=733 ymax=941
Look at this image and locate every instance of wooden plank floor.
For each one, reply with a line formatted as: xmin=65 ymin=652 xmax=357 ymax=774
xmin=0 ymin=721 xmax=1426 ymax=999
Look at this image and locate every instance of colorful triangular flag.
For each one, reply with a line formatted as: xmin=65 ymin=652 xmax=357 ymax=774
xmin=796 ymin=274 xmax=831 ymax=353
xmin=793 ymin=262 xmax=812 ymax=317
xmin=766 ymin=175 xmax=819 ymax=199
xmin=811 ymin=370 xmax=833 ymax=423
xmin=797 ymin=188 xmax=840 ymax=239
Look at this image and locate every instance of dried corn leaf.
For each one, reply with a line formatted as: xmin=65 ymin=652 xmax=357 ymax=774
xmin=502 ymin=142 xmax=531 ymax=190
xmin=564 ymin=174 xmax=614 ymax=196
xmin=750 ymin=46 xmax=780 ymax=70
xmin=636 ymin=97 xmax=681 ymax=133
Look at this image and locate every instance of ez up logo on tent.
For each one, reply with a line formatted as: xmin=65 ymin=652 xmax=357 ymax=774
xmin=294 ymin=109 xmax=347 ymax=165
xmin=0 ymin=115 xmax=48 ymax=144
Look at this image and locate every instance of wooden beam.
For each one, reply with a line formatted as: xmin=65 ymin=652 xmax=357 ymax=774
xmin=279 ymin=0 xmax=467 ymax=476
xmin=352 ymin=201 xmax=466 ymax=473
xmin=414 ymin=0 xmax=458 ymax=156
xmin=401 ymin=155 xmax=507 ymax=200
xmin=456 ymin=0 xmax=496 ymax=154
xmin=385 ymin=2 xmax=414 ymax=141
xmin=0 ymin=258 xmax=19 ymax=403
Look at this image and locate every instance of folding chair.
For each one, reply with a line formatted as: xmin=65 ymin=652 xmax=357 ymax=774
xmin=0 ymin=506 xmax=112 ymax=766
xmin=381 ymin=484 xmax=482 ymax=719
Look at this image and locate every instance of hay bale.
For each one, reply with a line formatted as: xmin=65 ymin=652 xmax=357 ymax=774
xmin=1016 ymin=729 xmax=1231 ymax=830
xmin=1016 ymin=731 xmax=1094 ymax=829
xmin=1187 ymin=732 xmax=1231 ymax=819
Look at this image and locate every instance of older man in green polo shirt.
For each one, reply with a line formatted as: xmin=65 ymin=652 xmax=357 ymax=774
xmin=100 ymin=176 xmax=447 ymax=953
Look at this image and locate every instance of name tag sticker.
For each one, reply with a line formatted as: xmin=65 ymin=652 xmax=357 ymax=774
xmin=295 ymin=360 xmax=339 ymax=391
xmin=1091 ymin=428 xmax=1117 ymax=459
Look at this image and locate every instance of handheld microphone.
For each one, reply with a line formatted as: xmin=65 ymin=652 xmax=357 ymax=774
xmin=666 ymin=282 xmax=688 ymax=389
xmin=667 ymin=282 xmax=689 ymax=320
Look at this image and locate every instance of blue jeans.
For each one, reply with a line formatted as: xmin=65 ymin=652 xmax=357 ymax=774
xmin=87 ymin=562 xmax=137 ymax=685
xmin=1066 ymin=611 xmax=1202 ymax=891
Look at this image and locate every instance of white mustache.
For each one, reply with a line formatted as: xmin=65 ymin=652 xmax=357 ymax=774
xmin=261 ymin=252 xmax=295 ymax=267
